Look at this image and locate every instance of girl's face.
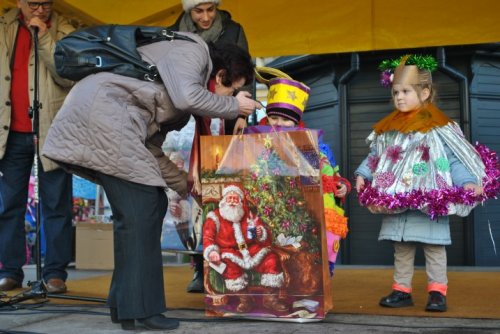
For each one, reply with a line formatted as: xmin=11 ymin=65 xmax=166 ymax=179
xmin=189 ymin=3 xmax=217 ymax=31
xmin=391 ymin=84 xmax=430 ymax=112
xmin=267 ymin=115 xmax=297 ymax=127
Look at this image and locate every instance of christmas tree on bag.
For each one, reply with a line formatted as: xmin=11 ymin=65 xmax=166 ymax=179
xmin=242 ymin=137 xmax=321 ymax=255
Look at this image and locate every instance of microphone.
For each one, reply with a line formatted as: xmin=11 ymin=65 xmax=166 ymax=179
xmin=32 ymin=26 xmax=39 ymax=34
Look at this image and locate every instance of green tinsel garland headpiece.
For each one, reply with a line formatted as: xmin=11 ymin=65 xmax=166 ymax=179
xmin=379 ymin=54 xmax=438 ymax=72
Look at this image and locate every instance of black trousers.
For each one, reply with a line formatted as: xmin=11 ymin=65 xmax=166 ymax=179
xmin=97 ymin=173 xmax=168 ymax=320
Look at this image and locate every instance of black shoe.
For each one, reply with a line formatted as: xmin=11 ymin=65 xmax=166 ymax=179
xmin=186 ymin=271 xmax=204 ymax=293
xmin=138 ymin=314 xmax=179 ymax=330
xmin=109 ymin=307 xmax=135 ymax=330
xmin=379 ymin=290 xmax=414 ymax=308
xmin=110 ymin=307 xmax=119 ymax=323
xmin=425 ymin=291 xmax=447 ymax=312
xmin=120 ymin=320 xmax=135 ymax=331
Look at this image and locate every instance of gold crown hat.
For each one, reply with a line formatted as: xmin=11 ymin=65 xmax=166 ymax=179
xmin=379 ymin=55 xmax=437 ymax=87
xmin=392 ymin=55 xmax=420 ymax=85
xmin=255 ymin=67 xmax=310 ymax=124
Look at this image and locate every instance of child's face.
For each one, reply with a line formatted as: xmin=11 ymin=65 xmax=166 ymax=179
xmin=267 ymin=115 xmax=297 ymax=127
xmin=391 ymin=84 xmax=428 ymax=112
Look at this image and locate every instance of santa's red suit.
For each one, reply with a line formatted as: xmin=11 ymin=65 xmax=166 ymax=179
xmin=203 ymin=208 xmax=284 ymax=292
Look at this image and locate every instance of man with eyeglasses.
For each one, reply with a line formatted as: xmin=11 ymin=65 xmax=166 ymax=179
xmin=0 ymin=1 xmax=75 ymax=294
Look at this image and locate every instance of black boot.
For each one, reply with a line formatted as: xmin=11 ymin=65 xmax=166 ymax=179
xmin=186 ymin=255 xmax=204 ymax=293
xmin=379 ymin=290 xmax=414 ymax=308
xmin=138 ymin=314 xmax=179 ymax=330
xmin=425 ymin=291 xmax=447 ymax=312
xmin=109 ymin=307 xmax=135 ymax=330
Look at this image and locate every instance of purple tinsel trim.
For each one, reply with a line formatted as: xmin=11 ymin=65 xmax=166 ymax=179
xmin=358 ymin=143 xmax=500 ymax=219
xmin=380 ymin=70 xmax=393 ymax=88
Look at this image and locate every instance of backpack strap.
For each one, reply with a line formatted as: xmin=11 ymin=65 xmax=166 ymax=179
xmin=136 ymin=27 xmax=197 ymax=46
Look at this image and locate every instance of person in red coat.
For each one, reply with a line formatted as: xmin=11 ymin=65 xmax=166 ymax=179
xmin=203 ymin=184 xmax=287 ymax=313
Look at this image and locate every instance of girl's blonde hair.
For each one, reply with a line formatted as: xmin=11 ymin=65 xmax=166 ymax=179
xmin=411 ymin=69 xmax=435 ymax=104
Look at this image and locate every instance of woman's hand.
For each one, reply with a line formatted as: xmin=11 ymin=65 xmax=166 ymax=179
xmin=232 ymin=117 xmax=247 ymax=134
xmin=235 ymin=91 xmax=263 ymax=116
xmin=169 ymin=202 xmax=182 ymax=218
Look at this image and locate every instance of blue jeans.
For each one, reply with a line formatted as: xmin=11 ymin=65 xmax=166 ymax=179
xmin=0 ymin=132 xmax=73 ymax=283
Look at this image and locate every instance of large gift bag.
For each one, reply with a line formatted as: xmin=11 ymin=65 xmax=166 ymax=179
xmin=200 ymin=129 xmax=332 ymax=321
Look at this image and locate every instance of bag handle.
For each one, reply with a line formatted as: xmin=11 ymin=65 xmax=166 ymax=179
xmin=254 ymin=66 xmax=293 ymax=85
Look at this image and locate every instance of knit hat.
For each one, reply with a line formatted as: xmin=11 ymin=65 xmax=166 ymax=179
xmin=182 ymin=0 xmax=220 ymax=12
xmin=266 ymin=78 xmax=310 ymax=124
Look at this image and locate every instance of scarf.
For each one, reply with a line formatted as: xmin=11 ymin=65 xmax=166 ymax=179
xmin=373 ymin=103 xmax=452 ymax=134
xmin=178 ymin=11 xmax=223 ymax=44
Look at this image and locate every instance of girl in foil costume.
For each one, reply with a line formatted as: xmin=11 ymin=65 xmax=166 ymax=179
xmin=355 ymin=55 xmax=500 ymax=313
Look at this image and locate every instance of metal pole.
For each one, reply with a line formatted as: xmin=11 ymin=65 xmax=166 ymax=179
xmin=29 ymin=26 xmax=43 ymax=282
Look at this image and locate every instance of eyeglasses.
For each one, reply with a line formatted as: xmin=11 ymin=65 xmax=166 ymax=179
xmin=25 ymin=1 xmax=53 ymax=10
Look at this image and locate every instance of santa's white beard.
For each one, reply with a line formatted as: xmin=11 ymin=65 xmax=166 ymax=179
xmin=219 ymin=201 xmax=245 ymax=224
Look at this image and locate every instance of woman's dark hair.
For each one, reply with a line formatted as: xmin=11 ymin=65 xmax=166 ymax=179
xmin=208 ymin=42 xmax=254 ymax=87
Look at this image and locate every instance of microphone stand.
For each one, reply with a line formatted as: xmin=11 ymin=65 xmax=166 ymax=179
xmin=30 ymin=26 xmax=42 ymax=283
xmin=26 ymin=25 xmax=48 ymax=301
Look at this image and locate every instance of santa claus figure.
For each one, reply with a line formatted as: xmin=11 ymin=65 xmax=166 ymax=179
xmin=203 ymin=184 xmax=287 ymax=313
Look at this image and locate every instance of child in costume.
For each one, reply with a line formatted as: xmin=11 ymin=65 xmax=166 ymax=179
xmin=355 ymin=55 xmax=500 ymax=312
xmin=255 ymin=67 xmax=351 ymax=277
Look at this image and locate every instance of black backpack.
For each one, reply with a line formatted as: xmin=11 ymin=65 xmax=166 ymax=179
xmin=54 ymin=25 xmax=196 ymax=82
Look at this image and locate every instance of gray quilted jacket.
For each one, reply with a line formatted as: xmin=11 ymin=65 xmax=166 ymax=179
xmin=42 ymin=32 xmax=239 ymax=197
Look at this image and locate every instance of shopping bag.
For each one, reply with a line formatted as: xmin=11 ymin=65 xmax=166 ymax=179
xmin=161 ymin=116 xmax=204 ymax=254
xmin=200 ymin=129 xmax=332 ymax=321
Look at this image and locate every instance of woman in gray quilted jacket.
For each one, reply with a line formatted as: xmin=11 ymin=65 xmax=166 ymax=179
xmin=43 ymin=35 xmax=261 ymax=331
